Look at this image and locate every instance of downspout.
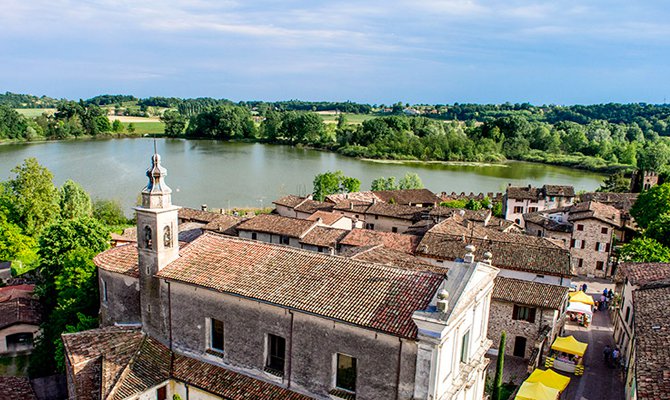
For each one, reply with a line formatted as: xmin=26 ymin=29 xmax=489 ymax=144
xmin=395 ymin=338 xmax=403 ymax=400
xmin=287 ymin=310 xmax=295 ymax=388
xmin=168 ymin=281 xmax=173 ymax=352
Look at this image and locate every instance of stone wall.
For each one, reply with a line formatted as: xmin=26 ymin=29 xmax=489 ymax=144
xmin=167 ymin=281 xmax=417 ymax=400
xmin=99 ymin=269 xmax=140 ymax=326
xmin=570 ymin=219 xmax=614 ymax=277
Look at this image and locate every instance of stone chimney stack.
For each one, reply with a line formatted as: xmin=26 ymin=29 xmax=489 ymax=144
xmin=436 ymin=289 xmax=449 ymax=312
xmin=464 ymin=244 xmax=476 ymax=263
xmin=349 ymin=202 xmax=354 ymax=210
xmin=482 ymin=251 xmax=493 ymax=266
xmin=201 ymin=204 xmax=208 ymax=212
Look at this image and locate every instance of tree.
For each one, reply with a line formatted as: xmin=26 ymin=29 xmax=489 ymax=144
xmin=493 ymin=332 xmax=506 ymax=400
xmin=630 ymin=183 xmax=670 ymax=229
xmin=0 ymin=212 xmax=38 ymax=272
xmin=618 ymin=237 xmax=670 ymax=262
xmin=399 ymin=173 xmax=424 ymax=189
xmin=645 ymin=214 xmax=670 ymax=248
xmin=637 ymin=143 xmax=670 ymax=172
xmin=127 ymin=122 xmax=136 ymax=133
xmin=312 ymin=171 xmax=361 ymax=201
xmin=596 ymin=172 xmax=630 ymax=193
xmin=60 ymin=180 xmax=92 ymax=219
xmin=92 ymin=199 xmax=129 ymax=226
xmin=111 ymin=119 xmax=123 ymax=133
xmin=160 ymin=110 xmax=187 ymax=137
xmin=2 ymin=158 xmax=60 ymax=235
xmin=371 ymin=177 xmax=398 ymax=191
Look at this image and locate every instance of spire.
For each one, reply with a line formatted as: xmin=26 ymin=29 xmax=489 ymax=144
xmin=140 ymin=145 xmax=172 ymax=209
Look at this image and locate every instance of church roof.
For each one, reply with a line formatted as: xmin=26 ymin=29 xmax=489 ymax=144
xmin=157 ymin=233 xmax=443 ymax=339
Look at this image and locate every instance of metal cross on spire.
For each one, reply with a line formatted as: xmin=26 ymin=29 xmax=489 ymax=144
xmin=153 ymin=137 xmax=157 ymax=154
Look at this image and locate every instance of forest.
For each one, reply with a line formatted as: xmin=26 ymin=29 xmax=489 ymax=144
xmin=2 ymin=92 xmax=670 ymax=174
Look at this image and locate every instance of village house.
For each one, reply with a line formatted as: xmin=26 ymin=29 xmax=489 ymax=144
xmin=613 ymin=262 xmax=670 ymax=373
xmin=337 ymin=229 xmax=420 ymax=255
xmin=273 ymin=195 xmax=334 ymax=219
xmin=503 ymin=184 xmax=575 ymax=226
xmin=623 ymin=282 xmax=670 ymax=400
xmin=65 ymin=152 xmax=500 ymax=400
xmin=332 ymin=200 xmax=425 ymax=234
xmin=236 ymin=213 xmax=348 ymax=254
xmin=326 ymin=189 xmax=441 ymax=208
xmin=0 ymin=284 xmax=41 ymax=355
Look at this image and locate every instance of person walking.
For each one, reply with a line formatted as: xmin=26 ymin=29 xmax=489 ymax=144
xmin=604 ymin=345 xmax=612 ymax=365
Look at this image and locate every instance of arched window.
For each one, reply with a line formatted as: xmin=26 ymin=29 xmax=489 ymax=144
xmin=163 ymin=226 xmax=172 ymax=248
xmin=144 ymin=226 xmax=152 ymax=249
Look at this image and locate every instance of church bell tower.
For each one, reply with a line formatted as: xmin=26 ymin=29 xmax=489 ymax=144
xmin=135 ymin=147 xmax=180 ymax=339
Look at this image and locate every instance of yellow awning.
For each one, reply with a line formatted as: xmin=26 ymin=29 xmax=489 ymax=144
xmin=527 ymin=368 xmax=571 ymax=392
xmin=568 ymin=291 xmax=595 ymax=305
xmin=515 ymin=381 xmax=560 ymax=400
xmin=551 ymin=335 xmax=588 ymax=357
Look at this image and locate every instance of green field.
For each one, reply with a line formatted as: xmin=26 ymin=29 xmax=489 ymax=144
xmin=319 ymin=113 xmax=375 ymax=124
xmin=121 ymin=121 xmax=165 ymax=134
xmin=15 ymin=108 xmax=56 ymax=117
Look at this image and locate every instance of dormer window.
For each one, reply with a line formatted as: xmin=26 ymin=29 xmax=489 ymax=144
xmin=144 ymin=226 xmax=152 ymax=248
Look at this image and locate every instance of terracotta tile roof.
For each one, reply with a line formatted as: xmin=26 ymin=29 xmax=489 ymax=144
xmin=62 ymin=326 xmax=145 ymax=400
xmin=543 ymin=185 xmax=575 ymax=197
xmin=332 ymin=200 xmax=373 ymax=214
xmin=110 ymin=227 xmax=137 ymax=243
xmin=299 ymin=226 xmax=348 ymax=248
xmin=523 ymin=212 xmax=573 ymax=233
xmin=178 ymin=207 xmax=220 ymax=223
xmin=273 ymin=195 xmax=306 ymax=208
xmin=293 ymin=199 xmax=334 ymax=214
xmin=430 ymin=207 xmax=491 ymax=222
xmin=108 ymin=224 xmax=202 ymax=245
xmin=0 ymin=284 xmax=35 ymax=302
xmin=506 ymin=185 xmax=544 ymax=201
xmin=580 ymin=192 xmax=638 ymax=212
xmin=94 ymin=244 xmax=140 ymax=278
xmin=372 ymin=189 xmax=441 ymax=206
xmin=492 ymin=277 xmax=568 ymax=310
xmin=347 ymin=246 xmax=447 ymax=274
xmin=633 ymin=284 xmax=670 ymax=399
xmin=157 ymin=233 xmax=443 ymax=338
xmin=364 ymin=202 xmax=425 ymax=221
xmin=0 ymin=297 xmax=41 ymax=329
xmin=325 ymin=191 xmax=379 ymax=204
xmin=339 ymin=229 xmax=420 ymax=254
xmin=486 ymin=216 xmax=521 ymax=232
xmin=236 ymin=214 xmax=316 ymax=238
xmin=614 ymin=262 xmax=670 ymax=286
xmin=568 ymin=201 xmax=621 ymax=227
xmin=173 ymin=354 xmax=311 ymax=400
xmin=416 ymin=216 xmax=572 ymax=277
xmin=203 ymin=215 xmax=246 ymax=236
xmin=307 ymin=210 xmax=346 ymax=226
xmin=0 ymin=376 xmax=37 ymax=399
xmin=65 ymin=326 xmax=311 ymax=400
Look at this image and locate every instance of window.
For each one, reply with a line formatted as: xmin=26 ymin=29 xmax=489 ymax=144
xmin=280 ymin=235 xmax=290 ymax=245
xmin=210 ymin=319 xmax=224 ymax=352
xmin=549 ymin=196 xmax=556 ymax=201
xmin=605 ymin=243 xmax=611 ymax=253
xmin=460 ymin=330 xmax=470 ymax=363
xmin=366 ymin=223 xmax=375 ymax=230
xmin=143 ymin=226 xmax=152 ymax=248
xmin=570 ymin=239 xmax=576 ymax=248
xmin=576 ymin=224 xmax=584 ymax=231
xmin=163 ymin=225 xmax=172 ymax=248
xmin=625 ymin=306 xmax=631 ymax=323
xmin=101 ymin=279 xmax=108 ymax=303
xmin=528 ymin=207 xmax=538 ymax=213
xmin=266 ymin=334 xmax=286 ymax=375
xmin=375 ymin=215 xmax=378 ymax=220
xmin=336 ymin=354 xmax=357 ymax=392
xmin=513 ymin=206 xmax=524 ymax=213
xmin=601 ymin=227 xmax=608 ymax=234
xmin=251 ymin=232 xmax=257 ymax=240
xmin=392 ymin=227 xmax=398 ymax=233
xmin=577 ymin=258 xmax=583 ymax=269
xmin=596 ymin=261 xmax=604 ymax=271
xmin=595 ymin=242 xmax=600 ymax=251
xmin=512 ymin=305 xmax=536 ymax=323
xmin=157 ymin=386 xmax=167 ymax=400
xmin=581 ymin=240 xmax=585 ymax=249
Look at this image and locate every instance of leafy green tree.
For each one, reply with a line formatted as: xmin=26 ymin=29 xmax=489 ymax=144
xmin=637 ymin=143 xmax=669 ymax=172
xmin=260 ymin=110 xmax=281 ymax=141
xmin=0 ymin=212 xmax=38 ymax=271
xmin=465 ymin=198 xmax=483 ymax=210
xmin=371 ymin=177 xmax=398 ymax=191
xmin=60 ymin=180 xmax=92 ymax=219
xmin=493 ymin=332 xmax=506 ymax=400
xmin=630 ymin=183 xmax=670 ymax=229
xmin=440 ymin=199 xmax=467 ymax=208
xmin=2 ymin=158 xmax=60 ymax=235
xmin=187 ymin=105 xmax=256 ymax=140
xmin=399 ymin=173 xmax=424 ymax=189
xmin=645 ymin=214 xmax=670 ymax=248
xmin=127 ymin=123 xmax=136 ymax=133
xmin=92 ymin=199 xmax=129 ymax=226
xmin=618 ymin=237 xmax=670 ymax=262
xmin=160 ymin=110 xmax=187 ymax=136
xmin=597 ymin=172 xmax=630 ymax=193
xmin=111 ymin=119 xmax=123 ymax=133
xmin=312 ymin=171 xmax=361 ymax=201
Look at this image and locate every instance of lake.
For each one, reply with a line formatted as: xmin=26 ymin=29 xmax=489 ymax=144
xmin=0 ymin=138 xmax=605 ymax=214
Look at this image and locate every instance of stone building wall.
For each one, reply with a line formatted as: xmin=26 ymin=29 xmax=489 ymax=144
xmin=524 ymin=221 xmax=572 ymax=248
xmin=99 ymin=269 xmax=140 ymax=326
xmin=570 ymin=219 xmax=615 ymax=277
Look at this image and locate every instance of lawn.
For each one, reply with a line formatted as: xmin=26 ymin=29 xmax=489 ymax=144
xmin=14 ymin=108 xmax=56 ymax=117
xmin=319 ymin=112 xmax=375 ymax=125
xmin=120 ymin=121 xmax=165 ymax=134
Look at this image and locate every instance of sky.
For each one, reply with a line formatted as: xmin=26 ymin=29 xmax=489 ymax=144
xmin=1 ymin=0 xmax=669 ymax=105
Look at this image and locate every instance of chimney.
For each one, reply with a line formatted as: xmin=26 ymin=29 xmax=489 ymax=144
xmin=372 ymin=197 xmax=377 ymax=204
xmin=464 ymin=244 xmax=476 ymax=263
xmin=436 ymin=290 xmax=449 ymax=313
xmin=528 ymin=184 xmax=531 ymax=189
xmin=482 ymin=251 xmax=493 ymax=266
xmin=201 ymin=204 xmax=208 ymax=212
xmin=349 ymin=202 xmax=354 ymax=210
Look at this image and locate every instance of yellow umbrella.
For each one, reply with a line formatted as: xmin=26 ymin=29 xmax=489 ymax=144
xmin=551 ymin=335 xmax=588 ymax=357
xmin=515 ymin=381 xmax=560 ymax=400
xmin=527 ymin=368 xmax=571 ymax=392
xmin=569 ymin=291 xmax=595 ymax=306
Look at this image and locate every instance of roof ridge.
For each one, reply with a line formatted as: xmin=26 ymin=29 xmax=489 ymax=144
xmin=103 ymin=334 xmax=147 ymax=400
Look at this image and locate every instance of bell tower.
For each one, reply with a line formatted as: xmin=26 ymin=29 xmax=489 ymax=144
xmin=135 ymin=147 xmax=180 ymax=339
